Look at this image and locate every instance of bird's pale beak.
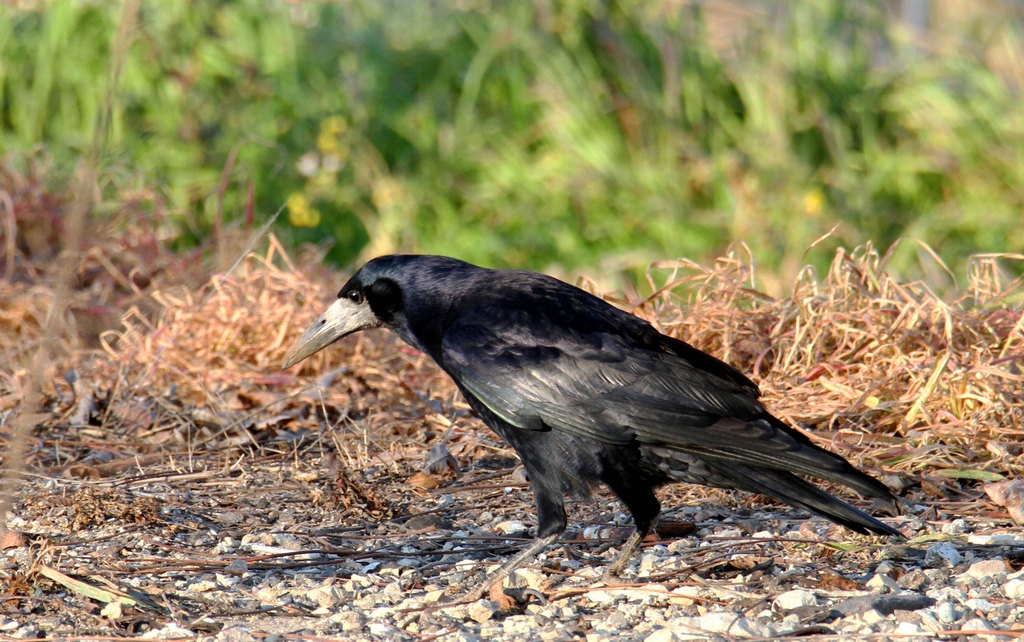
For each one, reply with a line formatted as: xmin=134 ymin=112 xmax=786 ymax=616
xmin=282 ymin=298 xmax=380 ymax=369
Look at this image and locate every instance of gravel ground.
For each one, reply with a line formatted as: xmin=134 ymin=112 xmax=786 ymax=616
xmin=3 ymin=453 xmax=1023 ymax=642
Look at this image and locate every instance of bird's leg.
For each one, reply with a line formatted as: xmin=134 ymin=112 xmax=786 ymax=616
xmin=452 ymin=473 xmax=568 ymax=603
xmin=601 ymin=474 xmax=661 ymax=582
xmin=601 ymin=520 xmax=654 ymax=581
xmin=460 ymin=533 xmax=561 ymax=602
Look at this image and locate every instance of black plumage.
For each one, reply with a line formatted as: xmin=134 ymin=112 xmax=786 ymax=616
xmin=284 ymin=255 xmax=901 ymax=594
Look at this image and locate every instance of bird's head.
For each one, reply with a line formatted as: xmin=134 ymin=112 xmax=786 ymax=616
xmin=282 ymin=254 xmax=476 ymax=369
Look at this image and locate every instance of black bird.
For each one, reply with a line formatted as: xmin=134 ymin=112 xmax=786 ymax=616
xmin=284 ymin=255 xmax=900 ymax=594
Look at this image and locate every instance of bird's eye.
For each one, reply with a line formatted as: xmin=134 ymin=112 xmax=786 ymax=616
xmin=347 ymin=289 xmax=365 ymax=304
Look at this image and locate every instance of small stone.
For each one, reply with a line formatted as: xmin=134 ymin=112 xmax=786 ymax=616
xmin=344 ymin=574 xmax=373 ymax=591
xmin=965 ymin=559 xmax=1007 ymax=580
xmin=308 ymin=585 xmax=345 ymax=608
xmin=1005 ymin=579 xmax=1024 ymax=599
xmin=875 ymin=561 xmax=896 ymax=576
xmin=941 ymin=519 xmax=968 ymax=535
xmin=898 ymin=569 xmax=928 ymax=590
xmin=967 ymin=534 xmax=1018 ymax=546
xmin=224 ymin=559 xmax=248 ymax=573
xmin=440 ymin=604 xmax=469 ymax=620
xmin=330 ymin=611 xmax=365 ymax=632
xmin=141 ymin=623 xmax=194 ymax=639
xmin=507 ymin=568 xmax=547 ymax=591
xmin=773 ymin=589 xmax=817 ymax=612
xmin=924 ymin=542 xmax=963 ymax=568
xmin=468 ymin=600 xmax=500 ymax=623
xmin=918 ymin=609 xmax=941 ymax=632
xmin=961 ymin=617 xmax=995 ymax=633
xmin=593 ymin=612 xmax=630 ymax=633
xmin=644 ymin=629 xmax=678 ymax=642
xmin=833 ymin=593 xmax=935 ymax=616
xmin=214 ymin=627 xmax=259 ymax=642
xmin=896 ymin=621 xmax=925 ymax=635
xmin=669 ymin=613 xmax=775 ymax=639
xmin=862 ymin=609 xmax=886 ymax=625
xmin=213 ymin=537 xmax=238 ymax=554
xmin=189 ymin=579 xmax=218 ymax=592
xmin=423 ymin=589 xmax=446 ymax=603
xmin=367 ymin=622 xmax=391 ymax=635
xmin=867 ymin=573 xmax=899 ymax=592
xmin=494 ymin=520 xmax=528 ymax=537
xmin=639 ymin=553 xmax=661 ymax=574
xmin=587 ymin=590 xmax=616 ymax=605
xmin=965 ymin=598 xmax=996 ymax=614
xmin=936 ymin=602 xmax=959 ymax=624
xmin=101 ymin=601 xmax=123 ymax=619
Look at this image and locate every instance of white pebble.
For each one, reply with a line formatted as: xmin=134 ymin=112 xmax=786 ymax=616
xmin=773 ymin=589 xmax=817 ymax=612
xmin=1005 ymin=579 xmax=1024 ymax=599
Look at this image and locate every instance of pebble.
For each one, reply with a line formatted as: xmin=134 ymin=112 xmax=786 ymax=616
xmin=924 ymin=542 xmax=963 ymax=568
xmin=898 ymin=568 xmax=929 ymax=590
xmin=494 ymin=520 xmax=528 ymax=536
xmin=331 ymin=611 xmax=366 ymax=632
xmin=967 ymin=534 xmax=1019 ymax=545
xmin=667 ymin=613 xmax=776 ymax=639
xmin=862 ymin=609 xmax=885 ymax=625
xmin=468 ymin=599 xmax=500 ymax=623
xmin=965 ymin=598 xmax=996 ymax=614
xmin=773 ymin=589 xmax=817 ymax=611
xmin=367 ymin=622 xmax=391 ymax=636
xmin=866 ymin=573 xmax=900 ymax=592
xmin=214 ymin=627 xmax=258 ymax=642
xmin=935 ymin=601 xmax=959 ymax=624
xmin=224 ymin=559 xmax=248 ymax=572
xmin=965 ymin=559 xmax=1007 ymax=579
xmin=961 ymin=617 xmax=995 ymax=633
xmin=140 ymin=623 xmax=194 ymax=639
xmin=644 ymin=629 xmax=678 ymax=642
xmin=15 ymin=478 xmax=1024 ymax=642
xmin=507 ymin=567 xmax=548 ymax=590
xmin=1005 ymin=578 xmax=1024 ymax=599
xmin=833 ymin=593 xmax=935 ymax=616
xmin=896 ymin=621 xmax=925 ymax=635
xmin=941 ymin=519 xmax=968 ymax=535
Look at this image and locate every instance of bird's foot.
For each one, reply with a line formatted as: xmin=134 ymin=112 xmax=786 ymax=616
xmin=600 ymin=561 xmax=626 ymax=584
xmin=440 ymin=581 xmax=487 ymax=606
xmin=600 ymin=527 xmax=647 ymax=583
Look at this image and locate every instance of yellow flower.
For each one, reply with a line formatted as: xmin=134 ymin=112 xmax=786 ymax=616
xmin=287 ymin=193 xmax=321 ymax=227
xmin=372 ymin=178 xmax=401 ymax=210
xmin=317 ymin=116 xmax=348 ymax=155
xmin=803 ymin=188 xmax=824 ymax=216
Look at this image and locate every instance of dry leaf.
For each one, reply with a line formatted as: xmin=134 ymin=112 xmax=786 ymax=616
xmin=489 ymin=580 xmax=517 ymax=610
xmin=984 ymin=480 xmax=1024 ymax=525
xmin=0 ymin=531 xmax=26 ymax=550
xmin=408 ymin=471 xmax=442 ymax=490
xmin=817 ymin=570 xmax=862 ymax=591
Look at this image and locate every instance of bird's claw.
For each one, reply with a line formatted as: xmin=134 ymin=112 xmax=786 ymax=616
xmin=600 ymin=568 xmax=622 ymax=584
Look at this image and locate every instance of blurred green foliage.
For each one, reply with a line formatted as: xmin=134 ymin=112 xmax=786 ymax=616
xmin=1 ymin=0 xmax=1022 ymax=282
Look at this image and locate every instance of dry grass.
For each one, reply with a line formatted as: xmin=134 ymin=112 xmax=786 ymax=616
xmin=1 ymin=225 xmax=1022 ymax=514
xmin=638 ymin=244 xmax=1024 ymax=488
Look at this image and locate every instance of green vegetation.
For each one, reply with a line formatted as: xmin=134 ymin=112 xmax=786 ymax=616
xmin=2 ymin=0 xmax=1022 ymax=284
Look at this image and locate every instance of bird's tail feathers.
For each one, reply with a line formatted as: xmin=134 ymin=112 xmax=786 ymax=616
xmin=762 ymin=414 xmax=898 ymax=504
xmin=707 ymin=461 xmax=903 ymax=538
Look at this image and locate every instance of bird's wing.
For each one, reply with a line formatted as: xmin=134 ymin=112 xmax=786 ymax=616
xmin=441 ymin=305 xmax=775 ymax=452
